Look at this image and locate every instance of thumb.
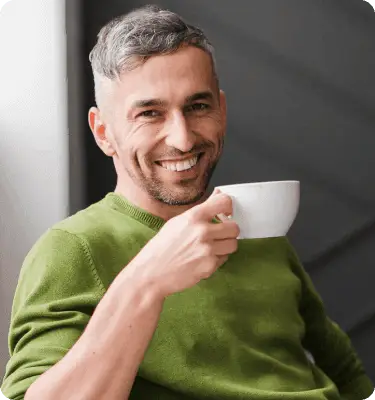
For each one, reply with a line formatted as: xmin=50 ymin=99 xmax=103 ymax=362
xmin=195 ymin=190 xmax=233 ymax=221
xmin=208 ymin=189 xmax=229 ymax=221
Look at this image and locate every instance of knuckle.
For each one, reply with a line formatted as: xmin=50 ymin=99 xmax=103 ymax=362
xmin=200 ymin=243 xmax=213 ymax=257
xmin=188 ymin=207 xmax=201 ymax=222
xmin=201 ymin=263 xmax=216 ymax=279
xmin=196 ymin=224 xmax=210 ymax=240
xmin=183 ymin=211 xmax=195 ymax=224
xmin=181 ymin=212 xmax=197 ymax=228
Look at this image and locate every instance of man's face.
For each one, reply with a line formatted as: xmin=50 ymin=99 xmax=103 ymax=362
xmin=92 ymin=46 xmax=226 ymax=206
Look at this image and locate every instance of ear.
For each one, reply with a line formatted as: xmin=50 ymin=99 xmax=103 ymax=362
xmin=219 ymin=90 xmax=227 ymax=130
xmin=88 ymin=107 xmax=116 ymax=157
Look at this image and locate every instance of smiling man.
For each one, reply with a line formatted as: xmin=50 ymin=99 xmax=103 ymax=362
xmin=88 ymin=35 xmax=226 ymax=217
xmin=1 ymin=5 xmax=374 ymax=400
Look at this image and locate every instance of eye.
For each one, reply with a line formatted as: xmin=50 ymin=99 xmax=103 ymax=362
xmin=137 ymin=110 xmax=161 ymax=118
xmin=186 ymin=103 xmax=210 ymax=113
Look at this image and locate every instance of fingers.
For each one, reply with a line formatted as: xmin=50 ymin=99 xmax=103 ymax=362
xmin=194 ymin=192 xmax=233 ymax=222
xmin=215 ymin=254 xmax=229 ymax=267
xmin=213 ymin=238 xmax=238 ymax=256
xmin=201 ymin=254 xmax=229 ymax=280
xmin=210 ymin=220 xmax=240 ymax=240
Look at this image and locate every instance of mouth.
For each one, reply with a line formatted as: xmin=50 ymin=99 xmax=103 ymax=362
xmin=155 ymin=153 xmax=204 ymax=173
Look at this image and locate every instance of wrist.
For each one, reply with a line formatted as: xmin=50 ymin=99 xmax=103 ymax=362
xmin=118 ymin=258 xmax=166 ymax=306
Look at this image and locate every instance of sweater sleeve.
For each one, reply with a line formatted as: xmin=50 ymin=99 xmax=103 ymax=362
xmin=286 ymin=239 xmax=374 ymax=400
xmin=1 ymin=229 xmax=106 ymax=400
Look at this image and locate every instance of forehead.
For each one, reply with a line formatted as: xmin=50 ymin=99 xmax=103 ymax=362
xmin=116 ymin=46 xmax=217 ymax=106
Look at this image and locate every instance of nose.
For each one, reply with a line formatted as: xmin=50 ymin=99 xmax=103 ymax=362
xmin=164 ymin=111 xmax=195 ymax=153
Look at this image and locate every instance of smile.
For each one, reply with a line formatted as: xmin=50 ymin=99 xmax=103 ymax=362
xmin=155 ymin=153 xmax=203 ymax=172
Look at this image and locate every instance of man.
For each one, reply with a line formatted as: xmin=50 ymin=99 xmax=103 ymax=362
xmin=1 ymin=5 xmax=374 ymax=400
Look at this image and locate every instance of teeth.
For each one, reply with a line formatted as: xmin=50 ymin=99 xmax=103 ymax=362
xmin=160 ymin=156 xmax=198 ymax=171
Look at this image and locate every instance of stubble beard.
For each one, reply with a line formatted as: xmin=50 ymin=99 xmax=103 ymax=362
xmin=128 ymin=157 xmax=219 ymax=206
xmin=150 ymin=158 xmax=219 ymax=206
xmin=124 ymin=153 xmax=221 ymax=206
xmin=125 ymin=138 xmax=224 ymax=206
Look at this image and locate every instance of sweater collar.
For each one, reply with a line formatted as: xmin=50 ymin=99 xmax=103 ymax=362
xmin=104 ymin=192 xmax=167 ymax=232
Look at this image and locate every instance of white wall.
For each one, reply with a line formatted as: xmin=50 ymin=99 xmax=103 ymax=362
xmin=0 ymin=0 xmax=68 ymax=379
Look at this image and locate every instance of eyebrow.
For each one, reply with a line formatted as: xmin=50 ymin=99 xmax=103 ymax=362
xmin=185 ymin=91 xmax=214 ymax=103
xmin=130 ymin=91 xmax=215 ymax=110
xmin=131 ymin=98 xmax=167 ymax=109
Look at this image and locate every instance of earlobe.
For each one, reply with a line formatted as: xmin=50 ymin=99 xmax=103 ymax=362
xmin=101 ymin=136 xmax=116 ymax=157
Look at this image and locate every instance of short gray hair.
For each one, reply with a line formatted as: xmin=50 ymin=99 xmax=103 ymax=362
xmin=89 ymin=5 xmax=218 ymax=105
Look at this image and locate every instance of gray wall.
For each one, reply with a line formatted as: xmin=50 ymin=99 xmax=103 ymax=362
xmin=0 ymin=0 xmax=69 ymax=379
xmin=78 ymin=0 xmax=375 ymax=381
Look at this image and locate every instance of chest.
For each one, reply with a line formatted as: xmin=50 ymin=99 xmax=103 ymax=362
xmin=145 ymin=239 xmax=305 ymax=360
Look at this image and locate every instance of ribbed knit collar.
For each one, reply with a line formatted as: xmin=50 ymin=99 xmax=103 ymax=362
xmin=104 ymin=192 xmax=167 ymax=232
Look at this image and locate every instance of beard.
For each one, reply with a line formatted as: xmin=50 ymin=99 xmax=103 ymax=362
xmin=148 ymin=157 xmax=219 ymax=206
xmin=125 ymin=139 xmax=223 ymax=206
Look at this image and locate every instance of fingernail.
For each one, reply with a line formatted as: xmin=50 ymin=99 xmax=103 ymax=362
xmin=216 ymin=213 xmax=229 ymax=221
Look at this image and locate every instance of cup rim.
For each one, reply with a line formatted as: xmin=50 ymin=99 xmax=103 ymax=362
xmin=216 ymin=180 xmax=300 ymax=190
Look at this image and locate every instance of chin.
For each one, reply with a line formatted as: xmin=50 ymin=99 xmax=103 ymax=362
xmin=145 ymin=161 xmax=215 ymax=206
xmin=154 ymin=185 xmax=206 ymax=206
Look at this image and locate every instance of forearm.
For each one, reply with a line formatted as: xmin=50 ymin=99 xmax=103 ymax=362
xmin=25 ymin=265 xmax=164 ymax=400
xmin=339 ymin=375 xmax=374 ymax=400
xmin=304 ymin=318 xmax=373 ymax=398
xmin=286 ymin=240 xmax=374 ymax=398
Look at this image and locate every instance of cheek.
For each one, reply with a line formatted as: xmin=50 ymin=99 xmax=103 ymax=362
xmin=190 ymin=114 xmax=224 ymax=138
xmin=124 ymin=135 xmax=158 ymax=168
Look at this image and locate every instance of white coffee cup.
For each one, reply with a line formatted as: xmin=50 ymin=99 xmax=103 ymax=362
xmin=215 ymin=180 xmax=300 ymax=239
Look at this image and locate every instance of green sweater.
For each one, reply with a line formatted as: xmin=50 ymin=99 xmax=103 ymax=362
xmin=1 ymin=193 xmax=373 ymax=400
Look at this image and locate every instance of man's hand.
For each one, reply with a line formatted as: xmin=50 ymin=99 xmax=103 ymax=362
xmin=129 ymin=190 xmax=240 ymax=298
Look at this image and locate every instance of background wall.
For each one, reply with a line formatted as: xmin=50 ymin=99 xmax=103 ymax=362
xmin=79 ymin=0 xmax=375 ymax=380
xmin=0 ymin=0 xmax=68 ymax=379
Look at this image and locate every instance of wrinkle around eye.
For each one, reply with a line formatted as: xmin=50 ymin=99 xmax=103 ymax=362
xmin=137 ymin=110 xmax=161 ymax=118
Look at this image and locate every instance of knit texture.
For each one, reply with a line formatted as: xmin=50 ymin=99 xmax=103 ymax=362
xmin=1 ymin=193 xmax=373 ymax=400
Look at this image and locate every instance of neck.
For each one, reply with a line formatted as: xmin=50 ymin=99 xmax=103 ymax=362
xmin=114 ymin=180 xmax=209 ymax=221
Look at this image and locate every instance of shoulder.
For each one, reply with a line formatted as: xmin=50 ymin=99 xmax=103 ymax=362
xmin=18 ymin=227 xmax=106 ymax=299
xmin=51 ymin=196 xmax=143 ymax=248
xmin=20 ymin=195 xmax=155 ymax=294
xmin=52 ymin=197 xmax=119 ymax=237
xmin=23 ymin=227 xmax=91 ymax=268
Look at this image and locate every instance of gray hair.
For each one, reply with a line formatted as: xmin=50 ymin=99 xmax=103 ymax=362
xmin=89 ymin=5 xmax=218 ymax=106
